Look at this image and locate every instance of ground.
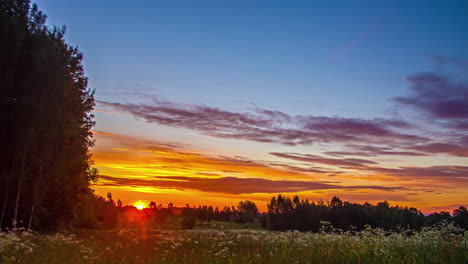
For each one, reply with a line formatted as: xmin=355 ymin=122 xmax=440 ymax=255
xmin=1 ymin=222 xmax=467 ymax=264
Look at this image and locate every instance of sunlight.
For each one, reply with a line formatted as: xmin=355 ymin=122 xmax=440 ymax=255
xmin=133 ymin=201 xmax=146 ymax=210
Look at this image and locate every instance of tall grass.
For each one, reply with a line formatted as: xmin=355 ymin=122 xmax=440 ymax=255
xmin=1 ymin=222 xmax=467 ymax=263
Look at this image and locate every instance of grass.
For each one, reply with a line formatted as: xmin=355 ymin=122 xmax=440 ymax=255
xmin=195 ymin=221 xmax=264 ymax=230
xmin=1 ymin=222 xmax=467 ymax=264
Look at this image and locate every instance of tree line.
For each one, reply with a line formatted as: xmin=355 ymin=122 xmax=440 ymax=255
xmin=180 ymin=200 xmax=259 ymax=229
xmin=76 ymin=193 xmax=468 ymax=232
xmin=70 ymin=194 xmax=260 ymax=230
xmin=264 ymin=195 xmax=468 ymax=231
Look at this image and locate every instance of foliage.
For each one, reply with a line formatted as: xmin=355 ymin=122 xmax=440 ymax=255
xmin=266 ymin=195 xmax=467 ymax=232
xmin=1 ymin=223 xmax=468 ymax=264
xmin=181 ymin=208 xmax=196 ymax=229
xmin=0 ymin=0 xmax=97 ymax=230
xmin=236 ymin=200 xmax=258 ymax=223
xmin=454 ymin=206 xmax=468 ymax=229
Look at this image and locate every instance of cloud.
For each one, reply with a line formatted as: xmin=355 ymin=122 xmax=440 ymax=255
xmin=325 ymin=144 xmax=428 ymax=157
xmin=98 ymin=98 xmax=425 ymax=146
xmin=370 ymin=166 xmax=468 ymax=182
xmin=92 ymin=130 xmax=336 ymax=180
xmin=391 ymin=70 xmax=468 ymax=157
xmin=98 ymin=94 xmax=468 ymax=158
xmin=98 ymin=174 xmax=406 ymax=195
xmin=272 ymin=151 xmax=468 ymax=184
xmin=394 ymin=72 xmax=468 ymax=121
xmin=409 ymin=142 xmax=468 ymax=157
xmin=270 ymin=152 xmax=378 ymax=169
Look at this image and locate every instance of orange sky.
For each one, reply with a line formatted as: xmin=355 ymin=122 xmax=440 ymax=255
xmin=91 ymin=129 xmax=467 ymax=213
xmin=39 ymin=0 xmax=468 ymax=215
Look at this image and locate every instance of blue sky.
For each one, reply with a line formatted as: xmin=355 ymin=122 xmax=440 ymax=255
xmin=37 ymin=0 xmax=468 ymax=211
xmin=40 ymin=0 xmax=468 ymax=116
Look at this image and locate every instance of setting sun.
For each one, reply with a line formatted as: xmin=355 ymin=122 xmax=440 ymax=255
xmin=133 ymin=201 xmax=146 ymax=210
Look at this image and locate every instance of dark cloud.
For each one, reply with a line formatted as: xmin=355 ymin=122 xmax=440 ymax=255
xmin=270 ymin=152 xmax=378 ymax=168
xmin=409 ymin=142 xmax=468 ymax=157
xmin=299 ymin=117 xmax=421 ymax=143
xmin=272 ymin=152 xmax=468 ymax=183
xmin=267 ymin=162 xmax=342 ymax=175
xmin=394 ymin=72 xmax=468 ymax=120
xmin=98 ymin=99 xmax=425 ymax=146
xmin=370 ymin=165 xmax=468 ymax=181
xmin=325 ymin=144 xmax=428 ymax=157
xmin=98 ymin=175 xmax=406 ymax=194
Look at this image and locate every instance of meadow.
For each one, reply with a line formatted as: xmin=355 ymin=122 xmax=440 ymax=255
xmin=1 ymin=222 xmax=467 ymax=264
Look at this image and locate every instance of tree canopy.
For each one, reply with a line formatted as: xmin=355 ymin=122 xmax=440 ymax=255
xmin=1 ymin=0 xmax=97 ymax=230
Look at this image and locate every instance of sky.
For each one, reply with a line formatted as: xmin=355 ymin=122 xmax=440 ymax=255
xmin=38 ymin=0 xmax=468 ymax=212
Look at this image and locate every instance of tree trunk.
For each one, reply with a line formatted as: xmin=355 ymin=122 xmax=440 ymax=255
xmin=27 ymin=205 xmax=34 ymax=230
xmin=12 ymin=147 xmax=27 ymax=229
xmin=28 ymin=165 xmax=41 ymax=230
xmin=0 ymin=186 xmax=8 ymax=229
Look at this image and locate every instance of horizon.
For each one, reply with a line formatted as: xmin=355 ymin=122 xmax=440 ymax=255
xmin=38 ymin=0 xmax=468 ymax=214
xmin=122 ymin=197 xmax=461 ymax=216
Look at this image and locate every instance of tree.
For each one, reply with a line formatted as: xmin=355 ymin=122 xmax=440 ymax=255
xmin=181 ymin=208 xmax=196 ymax=229
xmin=330 ymin=196 xmax=343 ymax=207
xmin=265 ymin=195 xmax=430 ymax=232
xmin=0 ymin=0 xmax=97 ymax=230
xmin=453 ymin=206 xmax=468 ymax=229
xmin=237 ymin=200 xmax=258 ymax=223
xmin=107 ymin=193 xmax=115 ymax=206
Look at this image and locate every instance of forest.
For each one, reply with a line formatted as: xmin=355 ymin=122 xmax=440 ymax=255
xmin=80 ymin=193 xmax=468 ymax=232
xmin=1 ymin=0 xmax=97 ymax=230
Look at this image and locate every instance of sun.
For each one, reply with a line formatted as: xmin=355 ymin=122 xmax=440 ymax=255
xmin=133 ymin=201 xmax=146 ymax=210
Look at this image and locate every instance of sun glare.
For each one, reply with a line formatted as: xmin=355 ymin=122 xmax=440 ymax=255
xmin=133 ymin=201 xmax=146 ymax=210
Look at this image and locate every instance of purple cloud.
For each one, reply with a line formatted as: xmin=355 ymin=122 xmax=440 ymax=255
xmin=270 ymin=152 xmax=378 ymax=168
xmin=273 ymin=152 xmax=468 ymax=183
xmin=98 ymin=174 xmax=406 ymax=194
xmin=325 ymin=144 xmax=427 ymax=157
xmin=409 ymin=142 xmax=468 ymax=157
xmin=394 ymin=72 xmax=468 ymax=120
xmin=98 ymin=98 xmax=425 ymax=146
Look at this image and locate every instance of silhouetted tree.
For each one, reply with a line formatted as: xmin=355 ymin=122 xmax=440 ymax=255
xmin=266 ymin=195 xmax=429 ymax=232
xmin=181 ymin=208 xmax=196 ymax=229
xmin=237 ymin=200 xmax=258 ymax=223
xmin=453 ymin=206 xmax=468 ymax=229
xmin=1 ymin=0 xmax=97 ymax=230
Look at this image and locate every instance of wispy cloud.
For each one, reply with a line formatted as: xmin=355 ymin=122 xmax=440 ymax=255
xmin=92 ymin=130 xmax=336 ymax=180
xmin=97 ymin=98 xmax=425 ymax=147
xmin=394 ymin=72 xmax=468 ymax=122
xmin=92 ymin=58 xmax=468 ymax=212
xmin=270 ymin=152 xmax=378 ymax=169
xmin=98 ymin=174 xmax=407 ymax=195
xmin=272 ymin=151 xmax=468 ymax=184
xmin=325 ymin=144 xmax=428 ymax=157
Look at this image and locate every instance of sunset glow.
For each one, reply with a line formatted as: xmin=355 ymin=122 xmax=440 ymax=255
xmin=4 ymin=2 xmax=468 ymax=263
xmin=133 ymin=201 xmax=146 ymax=210
xmin=37 ymin=0 xmax=468 ymax=214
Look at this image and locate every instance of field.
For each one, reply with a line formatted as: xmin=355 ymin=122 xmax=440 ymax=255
xmin=1 ymin=222 xmax=467 ymax=264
